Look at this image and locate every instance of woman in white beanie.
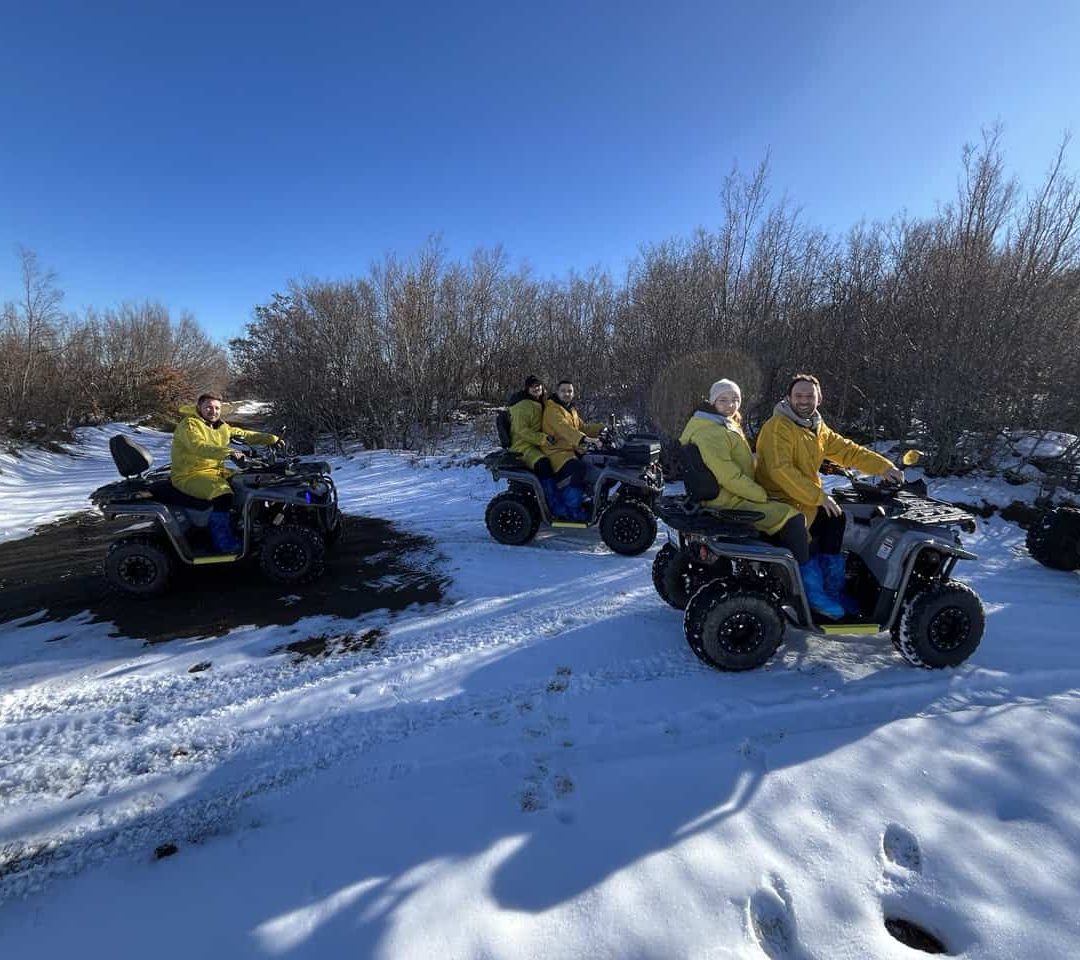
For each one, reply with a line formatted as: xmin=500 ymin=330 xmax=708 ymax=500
xmin=679 ymin=379 xmax=843 ymax=618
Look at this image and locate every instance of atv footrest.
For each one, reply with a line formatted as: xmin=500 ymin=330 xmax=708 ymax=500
xmin=817 ymin=623 xmax=882 ymax=635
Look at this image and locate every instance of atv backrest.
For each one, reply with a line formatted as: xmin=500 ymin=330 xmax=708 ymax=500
xmin=495 ymin=409 xmax=513 ymax=449
xmin=679 ymin=442 xmax=720 ymax=503
xmin=110 ymin=434 xmax=153 ymax=478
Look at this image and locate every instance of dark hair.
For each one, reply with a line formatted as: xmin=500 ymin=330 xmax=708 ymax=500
xmin=197 ymin=392 xmax=224 ymax=405
xmin=557 ymin=379 xmax=574 ymax=389
xmin=786 ymin=374 xmax=821 ymax=397
xmin=524 ymin=374 xmax=542 ymax=388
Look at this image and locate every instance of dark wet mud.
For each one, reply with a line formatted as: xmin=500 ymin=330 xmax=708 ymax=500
xmin=0 ymin=512 xmax=447 ymax=643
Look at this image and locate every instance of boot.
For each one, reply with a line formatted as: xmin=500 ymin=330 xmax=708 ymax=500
xmin=818 ymin=553 xmax=861 ymax=617
xmin=540 ymin=477 xmax=560 ymax=514
xmin=558 ymin=484 xmax=589 ymax=522
xmin=799 ymin=559 xmax=844 ymax=620
xmin=208 ymin=511 xmax=242 ymax=554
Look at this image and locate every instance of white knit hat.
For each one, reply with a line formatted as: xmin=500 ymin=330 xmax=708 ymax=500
xmin=708 ymin=378 xmax=741 ymax=405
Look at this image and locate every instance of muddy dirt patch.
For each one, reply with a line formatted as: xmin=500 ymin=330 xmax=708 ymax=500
xmin=0 ymin=512 xmax=447 ymax=643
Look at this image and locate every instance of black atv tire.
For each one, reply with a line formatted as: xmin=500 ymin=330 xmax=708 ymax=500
xmin=321 ymin=509 xmax=345 ymax=546
xmin=599 ymin=500 xmax=657 ymax=556
xmin=684 ymin=582 xmax=784 ymax=671
xmin=485 ymin=492 xmax=540 ymax=546
xmin=652 ymin=543 xmax=694 ymax=609
xmin=892 ymin=580 xmax=984 ymax=669
xmin=1026 ymin=507 xmax=1080 ymax=571
xmin=105 ymin=535 xmax=174 ymax=597
xmin=260 ymin=524 xmax=326 ymax=584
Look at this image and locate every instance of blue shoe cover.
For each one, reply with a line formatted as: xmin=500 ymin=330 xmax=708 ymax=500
xmin=818 ymin=553 xmax=861 ymax=616
xmin=208 ymin=511 xmax=242 ymax=553
xmin=800 ymin=559 xmax=844 ymax=619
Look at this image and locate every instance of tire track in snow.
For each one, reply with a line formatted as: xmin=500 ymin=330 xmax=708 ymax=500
xmin=5 ymin=625 xmax=1080 ymax=904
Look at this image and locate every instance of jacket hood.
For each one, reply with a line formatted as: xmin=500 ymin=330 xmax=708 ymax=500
xmin=508 ymin=389 xmax=546 ymax=407
xmin=179 ymin=403 xmax=224 ymax=427
xmin=774 ymin=398 xmax=822 ymax=432
xmin=691 ymin=410 xmax=739 ymax=431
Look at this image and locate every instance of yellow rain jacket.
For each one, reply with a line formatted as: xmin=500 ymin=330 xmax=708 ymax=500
xmin=755 ymin=405 xmax=894 ymax=528
xmin=507 ymin=391 xmax=550 ymax=470
xmin=679 ymin=412 xmax=796 ymax=535
xmin=170 ymin=405 xmax=279 ymax=500
xmin=542 ymin=399 xmax=603 ymax=473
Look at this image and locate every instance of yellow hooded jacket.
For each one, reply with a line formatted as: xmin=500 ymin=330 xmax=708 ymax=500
xmin=507 ymin=391 xmax=549 ymax=470
xmin=170 ymin=405 xmax=279 ymax=500
xmin=755 ymin=406 xmax=894 ymax=528
xmin=541 ymin=399 xmax=603 ymax=474
xmin=679 ymin=412 xmax=796 ymax=535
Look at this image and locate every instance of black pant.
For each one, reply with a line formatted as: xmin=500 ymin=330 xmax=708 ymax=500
xmin=809 ymin=507 xmax=846 ymax=555
xmin=766 ymin=514 xmax=810 ymax=565
xmin=555 ymin=458 xmax=586 ymax=487
xmin=533 ymin=457 xmax=554 ymax=481
xmin=211 ymin=493 xmax=234 ymax=512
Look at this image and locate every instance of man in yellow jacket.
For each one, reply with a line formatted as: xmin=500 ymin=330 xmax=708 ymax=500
xmin=756 ymin=373 xmax=903 ymax=614
xmin=541 ymin=379 xmax=604 ymax=520
xmin=171 ymin=393 xmax=280 ymax=552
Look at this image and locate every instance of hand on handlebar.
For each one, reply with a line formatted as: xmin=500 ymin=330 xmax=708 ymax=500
xmin=822 ymin=494 xmax=843 ymax=517
xmin=230 ymin=448 xmax=247 ymax=465
xmin=882 ymin=466 xmax=905 ymax=485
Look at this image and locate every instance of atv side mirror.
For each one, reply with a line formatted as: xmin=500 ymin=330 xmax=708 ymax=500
xmin=901 ymin=449 xmax=923 ymax=466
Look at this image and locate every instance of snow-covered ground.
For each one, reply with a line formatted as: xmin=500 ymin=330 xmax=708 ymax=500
xmin=0 ymin=424 xmax=173 ymax=543
xmin=2 ymin=426 xmax=1080 ymax=958
xmin=230 ymin=400 xmax=272 ymax=417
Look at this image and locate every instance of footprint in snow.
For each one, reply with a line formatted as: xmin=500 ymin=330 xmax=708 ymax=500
xmin=879 ymin=826 xmax=955 ymax=954
xmin=882 ymin=823 xmax=922 ymax=874
xmin=748 ymin=874 xmax=805 ymax=959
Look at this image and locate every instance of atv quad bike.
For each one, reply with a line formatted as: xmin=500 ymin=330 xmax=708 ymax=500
xmin=90 ymin=434 xmax=342 ymax=596
xmin=653 ymin=449 xmax=986 ymax=671
xmin=483 ymin=411 xmax=664 ymax=555
xmin=1026 ymin=506 xmax=1080 ymax=571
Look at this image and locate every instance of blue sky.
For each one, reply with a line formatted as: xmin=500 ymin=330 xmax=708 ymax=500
xmin=2 ymin=0 xmax=1078 ymax=341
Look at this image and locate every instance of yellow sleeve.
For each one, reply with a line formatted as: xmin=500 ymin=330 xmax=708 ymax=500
xmin=174 ymin=419 xmax=231 ymax=460
xmin=759 ymin=421 xmax=825 ymax=506
xmin=510 ymin=402 xmax=546 ymax=447
xmin=228 ymin=425 xmax=279 ymax=446
xmin=698 ymin=429 xmax=767 ymax=503
xmin=545 ymin=407 xmax=585 ymax=447
xmin=822 ymin=426 xmax=894 ymax=475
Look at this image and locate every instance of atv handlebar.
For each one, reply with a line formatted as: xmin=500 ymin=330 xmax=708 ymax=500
xmin=228 ymin=439 xmax=330 ymax=477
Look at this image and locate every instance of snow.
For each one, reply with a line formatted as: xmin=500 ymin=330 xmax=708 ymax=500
xmin=2 ymin=427 xmax=1080 ymax=958
xmin=0 ymin=424 xmax=172 ymax=543
xmin=1009 ymin=430 xmax=1077 ymax=460
xmin=230 ymin=400 xmax=272 ymax=416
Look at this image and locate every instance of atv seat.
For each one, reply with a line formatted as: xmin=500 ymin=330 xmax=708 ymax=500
xmin=655 ymin=495 xmax=762 ymax=538
xmin=483 ymin=449 xmax=526 ymax=472
xmin=110 ymin=434 xmax=154 ymax=478
xmin=677 ymin=442 xmax=720 ymax=502
xmin=148 ymin=479 xmax=214 ymax=510
xmin=495 ymin=409 xmax=513 ymax=449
